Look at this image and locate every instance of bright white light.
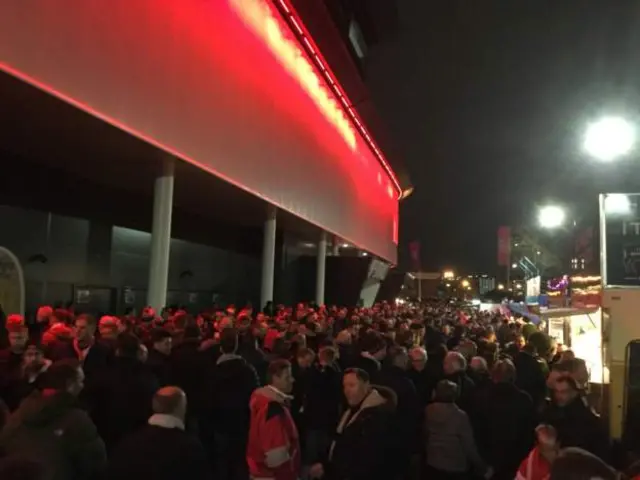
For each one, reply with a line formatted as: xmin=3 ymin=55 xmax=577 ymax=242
xmin=497 ymin=284 xmax=505 ymax=290
xmin=511 ymin=263 xmax=518 ymax=269
xmin=538 ymin=205 xmax=565 ymax=229
xmin=341 ymin=243 xmax=350 ymax=248
xmin=583 ymin=116 xmax=636 ymax=161
xmin=604 ymin=194 xmax=632 ymax=215
xmin=395 ymin=297 xmax=405 ymax=305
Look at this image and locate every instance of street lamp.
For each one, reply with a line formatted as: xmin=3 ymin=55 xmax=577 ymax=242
xmin=604 ymin=193 xmax=632 ymax=215
xmin=538 ymin=205 xmax=565 ymax=229
xmin=583 ymin=116 xmax=636 ymax=161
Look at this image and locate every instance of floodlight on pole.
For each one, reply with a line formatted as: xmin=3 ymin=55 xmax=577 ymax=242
xmin=538 ymin=205 xmax=566 ymax=229
xmin=604 ymin=194 xmax=632 ymax=215
xmin=583 ymin=116 xmax=636 ymax=161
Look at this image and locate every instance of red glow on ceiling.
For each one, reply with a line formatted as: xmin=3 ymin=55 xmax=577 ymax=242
xmin=230 ymin=0 xmax=402 ymax=197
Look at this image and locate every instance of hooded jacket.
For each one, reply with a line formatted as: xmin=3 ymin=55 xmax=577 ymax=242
xmin=246 ymin=386 xmax=300 ymax=480
xmin=327 ymin=386 xmax=397 ymax=480
xmin=0 ymin=390 xmax=106 ymax=480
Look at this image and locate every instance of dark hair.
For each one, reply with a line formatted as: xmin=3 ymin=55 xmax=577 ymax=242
xmin=492 ymin=358 xmax=517 ymax=384
xmin=150 ymin=328 xmax=172 ymax=344
xmin=344 ymin=367 xmax=370 ymax=383
xmin=220 ymin=328 xmax=239 ymax=354
xmin=42 ymin=359 xmax=81 ymax=390
xmin=434 ymin=379 xmax=458 ymax=403
xmin=75 ymin=314 xmax=96 ymax=328
xmin=360 ymin=331 xmax=385 ymax=355
xmin=296 ymin=347 xmax=315 ymax=360
xmin=267 ymin=359 xmax=291 ymax=384
xmin=387 ymin=346 xmax=408 ymax=365
xmin=117 ymin=332 xmax=141 ymax=358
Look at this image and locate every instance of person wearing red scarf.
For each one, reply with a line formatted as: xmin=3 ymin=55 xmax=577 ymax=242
xmin=516 ymin=424 xmax=558 ymax=480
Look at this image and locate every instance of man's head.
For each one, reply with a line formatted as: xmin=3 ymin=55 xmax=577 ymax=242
xmin=36 ymin=305 xmax=53 ymax=324
xmin=23 ymin=342 xmax=44 ymax=368
xmin=98 ymin=316 xmax=120 ymax=340
xmin=45 ymin=359 xmax=85 ymax=397
xmin=74 ymin=314 xmax=96 ymax=345
xmin=318 ymin=346 xmax=337 ymax=366
xmin=116 ymin=332 xmax=141 ymax=359
xmin=409 ymin=346 xmax=428 ymax=372
xmin=443 ymin=351 xmax=466 ymax=376
xmin=535 ymin=424 xmax=559 ymax=463
xmin=343 ymin=368 xmax=371 ymax=407
xmin=388 ymin=346 xmax=409 ymax=370
xmin=8 ymin=325 xmax=28 ymax=352
xmin=491 ymin=358 xmax=517 ymax=384
xmin=267 ymin=359 xmax=294 ymax=394
xmin=220 ymin=328 xmax=238 ymax=355
xmin=469 ymin=356 xmax=488 ymax=375
xmin=360 ymin=331 xmax=387 ymax=360
xmin=151 ymin=328 xmax=173 ymax=356
xmin=433 ymin=379 xmax=458 ymax=403
xmin=152 ymin=386 xmax=187 ymax=423
xmin=552 ymin=374 xmax=580 ymax=407
xmin=296 ymin=347 xmax=315 ymax=369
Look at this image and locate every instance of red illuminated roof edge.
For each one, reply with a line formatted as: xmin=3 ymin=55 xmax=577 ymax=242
xmin=273 ymin=0 xmax=402 ymax=198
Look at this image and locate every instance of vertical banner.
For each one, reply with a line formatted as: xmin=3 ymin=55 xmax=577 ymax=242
xmin=574 ymin=226 xmax=594 ymax=268
xmin=497 ymin=226 xmax=511 ymax=266
xmin=408 ymin=241 xmax=421 ymax=271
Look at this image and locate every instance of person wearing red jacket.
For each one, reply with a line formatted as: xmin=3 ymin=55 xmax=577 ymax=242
xmin=247 ymin=359 xmax=300 ymax=480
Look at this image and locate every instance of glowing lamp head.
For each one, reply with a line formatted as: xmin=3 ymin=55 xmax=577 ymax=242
xmin=538 ymin=205 xmax=565 ymax=229
xmin=583 ymin=116 xmax=636 ymax=161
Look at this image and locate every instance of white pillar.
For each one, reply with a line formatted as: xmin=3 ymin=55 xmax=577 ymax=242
xmin=260 ymin=205 xmax=277 ymax=308
xmin=147 ymin=158 xmax=175 ymax=313
xmin=316 ymin=231 xmax=327 ymax=305
xmin=332 ymin=236 xmax=340 ymax=256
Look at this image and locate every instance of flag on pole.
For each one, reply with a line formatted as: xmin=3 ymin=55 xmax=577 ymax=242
xmin=409 ymin=241 xmax=421 ymax=271
xmin=497 ymin=226 xmax=511 ymax=266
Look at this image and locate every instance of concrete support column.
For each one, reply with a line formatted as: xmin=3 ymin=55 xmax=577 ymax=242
xmin=332 ymin=236 xmax=340 ymax=256
xmin=316 ymin=231 xmax=327 ymax=305
xmin=147 ymin=159 xmax=174 ymax=313
xmin=260 ymin=204 xmax=277 ymax=308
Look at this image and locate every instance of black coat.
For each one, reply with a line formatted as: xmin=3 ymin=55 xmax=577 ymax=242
xmin=407 ymin=366 xmax=437 ymax=407
xmin=474 ymin=382 xmax=537 ymax=478
xmin=47 ymin=341 xmax=112 ymax=380
xmin=352 ymin=355 xmax=381 ymax=383
xmin=443 ymin=371 xmax=475 ymax=415
xmin=377 ymin=365 xmax=421 ymax=452
xmin=169 ymin=340 xmax=212 ymax=418
xmin=514 ymin=351 xmax=547 ymax=408
xmin=327 ymin=387 xmax=397 ymax=480
xmin=146 ymin=349 xmax=171 ymax=387
xmin=305 ymin=363 xmax=342 ymax=432
xmin=208 ymin=354 xmax=259 ymax=437
xmin=542 ymin=397 xmax=610 ymax=462
xmin=108 ymin=425 xmax=211 ymax=480
xmin=91 ymin=357 xmax=158 ymax=451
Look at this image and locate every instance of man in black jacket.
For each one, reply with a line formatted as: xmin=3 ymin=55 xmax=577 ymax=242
xmin=146 ymin=328 xmax=172 ymax=387
xmin=108 ymin=386 xmax=211 ymax=480
xmin=310 ymin=368 xmax=396 ymax=480
xmin=542 ymin=374 xmax=610 ymax=462
xmin=91 ymin=333 xmax=158 ymax=452
xmin=304 ymin=347 xmax=342 ymax=467
xmin=208 ymin=328 xmax=259 ymax=480
xmin=377 ymin=346 xmax=421 ymax=480
xmin=474 ymin=359 xmax=537 ymax=480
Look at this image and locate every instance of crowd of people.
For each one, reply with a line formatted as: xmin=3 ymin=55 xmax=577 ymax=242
xmin=0 ymin=299 xmax=634 ymax=479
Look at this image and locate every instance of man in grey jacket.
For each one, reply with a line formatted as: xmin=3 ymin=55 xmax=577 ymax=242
xmin=425 ymin=379 xmax=493 ymax=479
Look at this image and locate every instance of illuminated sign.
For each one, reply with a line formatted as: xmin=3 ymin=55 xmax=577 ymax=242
xmin=230 ymin=0 xmax=356 ymax=150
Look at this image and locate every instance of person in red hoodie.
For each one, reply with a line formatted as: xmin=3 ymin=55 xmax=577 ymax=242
xmin=247 ymin=358 xmax=300 ymax=480
xmin=516 ymin=424 xmax=559 ymax=480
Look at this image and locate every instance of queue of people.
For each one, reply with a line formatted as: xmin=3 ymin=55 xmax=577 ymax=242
xmin=0 ymin=300 xmax=630 ymax=479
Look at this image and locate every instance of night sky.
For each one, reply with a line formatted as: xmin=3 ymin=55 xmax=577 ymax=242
xmin=365 ymin=0 xmax=640 ymax=273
